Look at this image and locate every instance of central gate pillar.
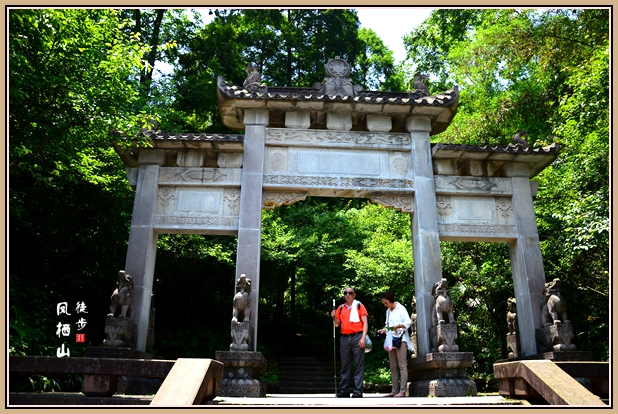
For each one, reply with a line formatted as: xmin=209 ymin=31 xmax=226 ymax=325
xmin=236 ymin=109 xmax=269 ymax=351
xmin=507 ymin=163 xmax=546 ymax=356
xmin=408 ymin=116 xmax=443 ymax=357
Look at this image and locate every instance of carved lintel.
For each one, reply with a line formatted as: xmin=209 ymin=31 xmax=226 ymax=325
xmin=262 ymin=191 xmax=307 ymax=210
xmin=370 ymin=192 xmax=414 ymax=213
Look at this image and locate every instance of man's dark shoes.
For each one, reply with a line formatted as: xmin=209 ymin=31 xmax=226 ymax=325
xmin=352 ymin=392 xmax=363 ymax=398
xmin=336 ymin=391 xmax=350 ymax=398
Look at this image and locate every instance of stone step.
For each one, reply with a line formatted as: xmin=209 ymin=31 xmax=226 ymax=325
xmin=279 ymin=365 xmax=339 ymax=372
xmin=278 ymin=356 xmax=342 ymax=394
xmin=279 ymin=375 xmax=340 ymax=385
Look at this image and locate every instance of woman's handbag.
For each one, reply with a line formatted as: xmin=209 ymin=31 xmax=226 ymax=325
xmin=392 ymin=334 xmax=402 ymax=349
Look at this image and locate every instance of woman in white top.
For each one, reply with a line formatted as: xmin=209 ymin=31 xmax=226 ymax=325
xmin=377 ymin=291 xmax=412 ymax=397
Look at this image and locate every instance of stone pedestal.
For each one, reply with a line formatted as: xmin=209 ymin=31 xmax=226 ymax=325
xmin=429 ymin=323 xmax=459 ymax=352
xmin=407 ymin=352 xmax=477 ymax=397
xmin=506 ymin=333 xmax=520 ymax=359
xmin=215 ymin=351 xmax=267 ymax=397
xmin=84 ymin=346 xmax=162 ymax=396
xmin=103 ymin=316 xmax=136 ymax=348
xmin=536 ymin=323 xmax=576 ymax=353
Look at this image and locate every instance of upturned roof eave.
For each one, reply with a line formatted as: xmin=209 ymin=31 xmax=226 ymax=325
xmin=216 ymin=76 xmax=459 ymax=133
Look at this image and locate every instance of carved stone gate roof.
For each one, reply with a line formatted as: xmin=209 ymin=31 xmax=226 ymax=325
xmin=217 ymin=57 xmax=459 ymax=134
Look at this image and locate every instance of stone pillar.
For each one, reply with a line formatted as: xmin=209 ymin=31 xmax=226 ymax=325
xmin=236 ymin=109 xmax=268 ymax=350
xmin=124 ymin=162 xmax=160 ymax=352
xmin=506 ymin=162 xmax=545 ymax=357
xmin=407 ymin=116 xmax=443 ymax=357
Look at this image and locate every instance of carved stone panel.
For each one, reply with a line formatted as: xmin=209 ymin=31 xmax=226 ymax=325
xmin=389 ymin=151 xmax=410 ymax=177
xmin=158 ymin=167 xmax=242 ymax=186
xmin=264 ymin=147 xmax=289 ymax=174
xmin=437 ymin=195 xmax=514 ymax=225
xmin=153 ymin=186 xmax=240 ymax=233
xmin=370 ymin=192 xmax=414 ymax=213
xmin=437 ymin=195 xmax=517 ymax=240
xmin=262 ymin=191 xmax=307 ymax=210
xmin=266 ymin=128 xmax=411 ymax=150
xmin=434 ymin=175 xmax=512 ymax=195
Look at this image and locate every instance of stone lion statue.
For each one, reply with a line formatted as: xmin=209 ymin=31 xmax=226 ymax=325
xmin=541 ymin=278 xmax=570 ymax=326
xmin=432 ymin=278 xmax=456 ymax=326
xmin=410 ymin=296 xmax=417 ymax=335
xmin=232 ymin=274 xmax=251 ymax=323
xmin=506 ymin=297 xmax=517 ymax=335
xmin=109 ymin=270 xmax=133 ymax=320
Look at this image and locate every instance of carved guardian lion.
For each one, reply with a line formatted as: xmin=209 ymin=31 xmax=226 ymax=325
xmin=432 ymin=278 xmax=456 ymax=326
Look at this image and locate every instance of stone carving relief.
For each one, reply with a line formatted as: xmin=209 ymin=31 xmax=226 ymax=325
xmin=158 ymin=187 xmax=175 ymax=210
xmin=435 ymin=176 xmax=512 ymax=194
xmin=541 ymin=278 xmax=570 ymax=327
xmin=266 ymin=128 xmax=410 ymax=148
xmin=262 ymin=191 xmax=307 ymax=210
xmin=436 ymin=195 xmax=452 ymax=218
xmin=409 ymin=297 xmax=418 ymax=357
xmin=412 ymin=73 xmax=430 ymax=96
xmin=506 ymin=298 xmax=517 ymax=335
xmin=440 ymin=224 xmax=516 ymax=235
xmin=243 ymin=65 xmax=266 ymax=92
xmin=153 ymin=216 xmax=239 ymax=228
xmin=432 ymin=278 xmax=456 ymax=326
xmin=369 ymin=192 xmax=413 ymax=213
xmin=317 ymin=57 xmax=363 ymax=97
xmin=437 ymin=195 xmax=517 ymax=237
xmin=153 ymin=186 xmax=240 ymax=231
xmin=268 ymin=150 xmax=287 ymax=173
xmin=495 ymin=197 xmax=513 ymax=221
xmin=536 ymin=279 xmax=577 ymax=353
xmin=506 ymin=297 xmax=519 ymax=359
xmin=103 ymin=271 xmax=136 ymax=348
xmin=231 ymin=274 xmax=252 ymax=352
xmin=264 ymin=175 xmax=414 ymax=190
xmin=224 ymin=188 xmax=241 ymax=216
xmin=232 ymin=274 xmax=251 ymax=324
xmin=429 ymin=278 xmax=459 ymax=352
xmin=158 ymin=167 xmax=242 ymax=185
xmin=390 ymin=154 xmax=409 ymax=177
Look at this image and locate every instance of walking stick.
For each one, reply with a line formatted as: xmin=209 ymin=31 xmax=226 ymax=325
xmin=333 ymin=298 xmax=337 ymax=395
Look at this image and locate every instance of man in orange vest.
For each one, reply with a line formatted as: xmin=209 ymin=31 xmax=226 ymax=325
xmin=331 ymin=287 xmax=369 ymax=398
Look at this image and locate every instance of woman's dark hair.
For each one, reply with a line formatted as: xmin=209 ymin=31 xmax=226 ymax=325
xmin=381 ymin=291 xmax=395 ymax=303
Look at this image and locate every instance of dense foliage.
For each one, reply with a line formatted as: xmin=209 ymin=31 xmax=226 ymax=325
xmin=8 ymin=8 xmax=609 ymax=393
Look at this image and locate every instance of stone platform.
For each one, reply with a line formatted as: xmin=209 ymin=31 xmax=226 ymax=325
xmin=407 ymin=352 xmax=477 ymax=397
xmin=85 ymin=346 xmax=163 ymax=395
xmin=9 ymin=392 xmax=523 ymax=406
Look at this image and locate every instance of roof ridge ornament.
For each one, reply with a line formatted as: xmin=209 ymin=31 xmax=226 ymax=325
xmin=243 ymin=65 xmax=267 ymax=93
xmin=412 ymin=73 xmax=430 ymax=97
xmin=319 ymin=56 xmax=363 ymax=97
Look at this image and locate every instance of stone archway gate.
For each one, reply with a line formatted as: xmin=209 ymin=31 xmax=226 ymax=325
xmin=116 ymin=58 xmax=559 ymax=359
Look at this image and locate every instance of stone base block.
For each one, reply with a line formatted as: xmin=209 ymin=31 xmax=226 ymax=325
xmin=408 ymin=378 xmax=477 ymax=397
xmin=85 ymin=346 xmax=158 ymax=359
xmin=407 ymin=352 xmax=476 ymax=397
xmin=536 ymin=324 xmax=576 ymax=352
xmin=539 ymin=351 xmax=593 ymax=361
xmin=117 ymin=376 xmax=162 ymax=395
xmin=219 ymin=379 xmax=266 ymax=397
xmin=85 ymin=346 xmax=162 ymax=395
xmin=215 ymin=351 xmax=267 ymax=398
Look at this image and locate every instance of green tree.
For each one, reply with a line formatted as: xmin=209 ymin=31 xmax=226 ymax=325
xmin=171 ymin=9 xmax=405 ymax=132
xmin=402 ymin=8 xmax=610 ymax=376
xmin=9 ymin=9 xmax=150 ymax=363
